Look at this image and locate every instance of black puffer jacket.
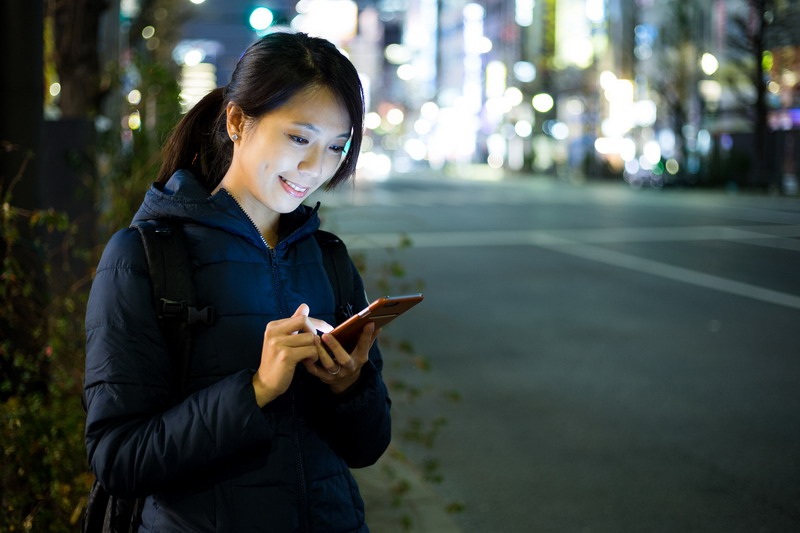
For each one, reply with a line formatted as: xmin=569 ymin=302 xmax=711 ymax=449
xmin=84 ymin=170 xmax=391 ymax=532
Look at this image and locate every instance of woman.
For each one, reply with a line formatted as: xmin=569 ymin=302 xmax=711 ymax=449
xmin=84 ymin=31 xmax=391 ymax=532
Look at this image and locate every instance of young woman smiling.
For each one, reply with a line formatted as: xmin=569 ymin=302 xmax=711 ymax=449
xmin=84 ymin=31 xmax=391 ymax=532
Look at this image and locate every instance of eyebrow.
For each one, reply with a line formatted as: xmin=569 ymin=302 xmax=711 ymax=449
xmin=293 ymin=122 xmax=351 ymax=138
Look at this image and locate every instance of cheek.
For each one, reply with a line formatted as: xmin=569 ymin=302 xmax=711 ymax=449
xmin=323 ymin=154 xmax=345 ymax=177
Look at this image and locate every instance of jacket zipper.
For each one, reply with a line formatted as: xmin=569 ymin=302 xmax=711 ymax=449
xmin=224 ymin=188 xmax=310 ymax=528
xmin=221 ymin=189 xmax=269 ymax=249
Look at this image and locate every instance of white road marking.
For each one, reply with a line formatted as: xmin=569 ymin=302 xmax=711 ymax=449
xmin=340 ymin=226 xmax=800 ymax=310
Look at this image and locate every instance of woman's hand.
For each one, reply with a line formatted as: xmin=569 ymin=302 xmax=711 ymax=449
xmin=252 ymin=304 xmax=323 ymax=407
xmin=303 ymin=322 xmax=380 ymax=394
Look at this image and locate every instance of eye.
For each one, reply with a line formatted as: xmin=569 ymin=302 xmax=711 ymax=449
xmin=331 ymin=139 xmax=350 ymax=155
xmin=289 ymin=134 xmax=308 ymax=145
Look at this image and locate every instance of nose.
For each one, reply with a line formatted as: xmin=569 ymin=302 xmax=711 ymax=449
xmin=298 ymin=147 xmax=326 ymax=180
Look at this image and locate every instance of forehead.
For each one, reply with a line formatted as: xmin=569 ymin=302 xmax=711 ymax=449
xmin=265 ymin=87 xmax=351 ymax=134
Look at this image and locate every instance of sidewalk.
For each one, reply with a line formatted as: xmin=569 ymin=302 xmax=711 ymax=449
xmin=353 ymin=448 xmax=463 ymax=532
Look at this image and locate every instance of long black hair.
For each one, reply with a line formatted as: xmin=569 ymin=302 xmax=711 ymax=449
xmin=157 ymin=31 xmax=364 ymax=191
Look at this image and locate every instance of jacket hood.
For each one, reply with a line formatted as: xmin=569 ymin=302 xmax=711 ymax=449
xmin=131 ymin=169 xmax=320 ymax=249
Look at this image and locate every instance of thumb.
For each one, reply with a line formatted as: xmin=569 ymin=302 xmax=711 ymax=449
xmin=293 ymin=303 xmax=310 ymax=318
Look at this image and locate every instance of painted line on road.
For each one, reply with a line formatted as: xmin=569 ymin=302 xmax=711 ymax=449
xmin=534 ymin=235 xmax=800 ymax=311
xmin=340 ymin=227 xmax=800 ymax=310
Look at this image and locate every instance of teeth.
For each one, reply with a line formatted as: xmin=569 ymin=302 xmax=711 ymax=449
xmin=281 ymin=177 xmax=307 ymax=192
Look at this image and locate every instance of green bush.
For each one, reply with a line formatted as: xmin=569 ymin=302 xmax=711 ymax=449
xmin=1 ymin=150 xmax=92 ymax=531
xmin=1 ymin=47 xmax=181 ymax=530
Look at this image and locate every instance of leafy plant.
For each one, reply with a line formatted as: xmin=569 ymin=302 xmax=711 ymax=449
xmin=351 ymin=235 xmax=464 ymax=529
xmin=1 ymin=12 xmax=182 ymax=527
xmin=1 ymin=146 xmax=93 ymax=531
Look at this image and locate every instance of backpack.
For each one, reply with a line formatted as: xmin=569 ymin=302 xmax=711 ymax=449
xmin=81 ymin=220 xmax=355 ymax=533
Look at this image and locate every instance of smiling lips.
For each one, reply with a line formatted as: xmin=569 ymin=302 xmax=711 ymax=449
xmin=280 ymin=176 xmax=309 ymax=198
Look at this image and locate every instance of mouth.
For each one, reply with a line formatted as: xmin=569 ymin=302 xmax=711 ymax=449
xmin=280 ymin=176 xmax=310 ymax=198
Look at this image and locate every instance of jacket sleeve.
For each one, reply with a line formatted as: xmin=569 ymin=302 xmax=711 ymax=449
xmin=317 ymin=261 xmax=392 ymax=468
xmin=84 ymin=228 xmax=273 ymax=498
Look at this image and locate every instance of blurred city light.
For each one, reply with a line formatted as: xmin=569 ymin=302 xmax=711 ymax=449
xmin=183 ymin=49 xmax=203 ymax=66
xmin=603 ymin=78 xmax=634 ymax=136
xmin=396 ymin=64 xmax=416 ymax=81
xmin=364 ymin=112 xmax=381 ymax=130
xmin=249 ymin=7 xmax=274 ymax=31
xmin=179 ymin=62 xmax=217 ymax=113
xmin=701 ymin=53 xmax=719 ymax=76
xmin=549 ymin=121 xmax=569 ymax=140
xmin=385 ymin=108 xmax=404 ymax=126
xmin=665 ymin=158 xmax=680 ymax=174
xmin=420 ymin=101 xmax=439 ymax=121
xmin=514 ymin=120 xmax=533 ymax=138
xmin=532 ymin=93 xmax=554 ymax=113
xmin=292 ymin=0 xmax=358 ymax=45
xmin=586 ymin=0 xmax=605 ymax=24
xmin=136 ymin=0 xmax=799 ymax=188
xmin=357 ymin=151 xmax=392 ymax=180
xmin=556 ymin=0 xmax=595 ymax=68
xmin=120 ymin=0 xmax=140 ymax=19
xmin=515 ymin=0 xmax=534 ymax=27
xmin=513 ymin=61 xmax=536 ymax=83
xmin=505 ymin=87 xmax=523 ymax=107
xmin=486 ymin=61 xmax=507 ymax=99
xmin=404 ymin=138 xmax=427 ymax=161
xmin=127 ymin=110 xmax=141 ymax=130
xmin=643 ymin=140 xmax=661 ymax=167
xmin=127 ymin=89 xmax=142 ymax=105
xmin=384 ymin=44 xmax=411 ymax=64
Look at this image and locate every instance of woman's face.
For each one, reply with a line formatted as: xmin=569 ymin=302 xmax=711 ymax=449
xmin=222 ymin=86 xmax=351 ymax=225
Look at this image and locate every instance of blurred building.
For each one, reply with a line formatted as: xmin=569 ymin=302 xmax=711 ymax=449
xmin=107 ymin=0 xmax=799 ymax=189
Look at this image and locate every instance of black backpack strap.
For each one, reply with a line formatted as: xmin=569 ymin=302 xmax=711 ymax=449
xmin=314 ymin=229 xmax=355 ymax=324
xmin=132 ymin=219 xmax=215 ymax=397
xmin=81 ymin=221 xmax=214 ymax=533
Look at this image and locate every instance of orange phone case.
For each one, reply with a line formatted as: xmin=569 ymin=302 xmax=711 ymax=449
xmin=329 ymin=293 xmax=424 ymax=351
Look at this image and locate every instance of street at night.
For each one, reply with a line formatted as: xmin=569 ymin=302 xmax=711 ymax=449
xmin=321 ymin=170 xmax=800 ymax=532
xmin=4 ymin=0 xmax=800 ymax=529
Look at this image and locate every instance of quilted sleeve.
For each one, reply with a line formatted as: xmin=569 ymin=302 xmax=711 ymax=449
xmin=84 ymin=228 xmax=273 ymax=498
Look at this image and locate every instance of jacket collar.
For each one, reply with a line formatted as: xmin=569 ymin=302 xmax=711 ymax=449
xmin=132 ymin=169 xmax=321 ymax=249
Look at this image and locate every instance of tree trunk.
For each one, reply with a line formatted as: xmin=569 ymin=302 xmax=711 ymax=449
xmin=750 ymin=0 xmax=772 ymax=187
xmin=50 ymin=0 xmax=109 ymax=118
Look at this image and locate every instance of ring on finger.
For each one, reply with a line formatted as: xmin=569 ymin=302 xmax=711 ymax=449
xmin=328 ymin=363 xmax=341 ymax=375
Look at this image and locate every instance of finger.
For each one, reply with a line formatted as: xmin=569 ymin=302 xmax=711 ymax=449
xmin=313 ymin=334 xmax=335 ymax=365
xmin=321 ymin=333 xmax=359 ymax=372
xmin=292 ymin=303 xmax=310 ymax=318
xmin=292 ymin=304 xmax=312 ymax=334
xmin=354 ymin=322 xmax=378 ymax=357
xmin=308 ymin=316 xmax=333 ymax=334
xmin=271 ymin=331 xmax=320 ymax=348
xmin=320 ymin=331 xmax=346 ymax=360
xmin=292 ymin=305 xmax=330 ymax=336
xmin=267 ymin=314 xmax=313 ymax=336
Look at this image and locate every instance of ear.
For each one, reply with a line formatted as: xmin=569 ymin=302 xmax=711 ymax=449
xmin=226 ymin=102 xmax=246 ymax=140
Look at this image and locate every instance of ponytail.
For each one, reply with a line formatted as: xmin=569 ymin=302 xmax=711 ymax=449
xmin=157 ymin=87 xmax=230 ymax=190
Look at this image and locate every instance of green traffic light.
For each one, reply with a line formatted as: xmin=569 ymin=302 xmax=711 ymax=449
xmin=249 ymin=7 xmax=274 ymax=30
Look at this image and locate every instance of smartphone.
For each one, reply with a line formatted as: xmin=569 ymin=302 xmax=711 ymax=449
xmin=326 ymin=293 xmax=424 ymax=352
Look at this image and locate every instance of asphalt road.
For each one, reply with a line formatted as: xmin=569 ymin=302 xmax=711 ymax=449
xmin=316 ymin=170 xmax=800 ymax=533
